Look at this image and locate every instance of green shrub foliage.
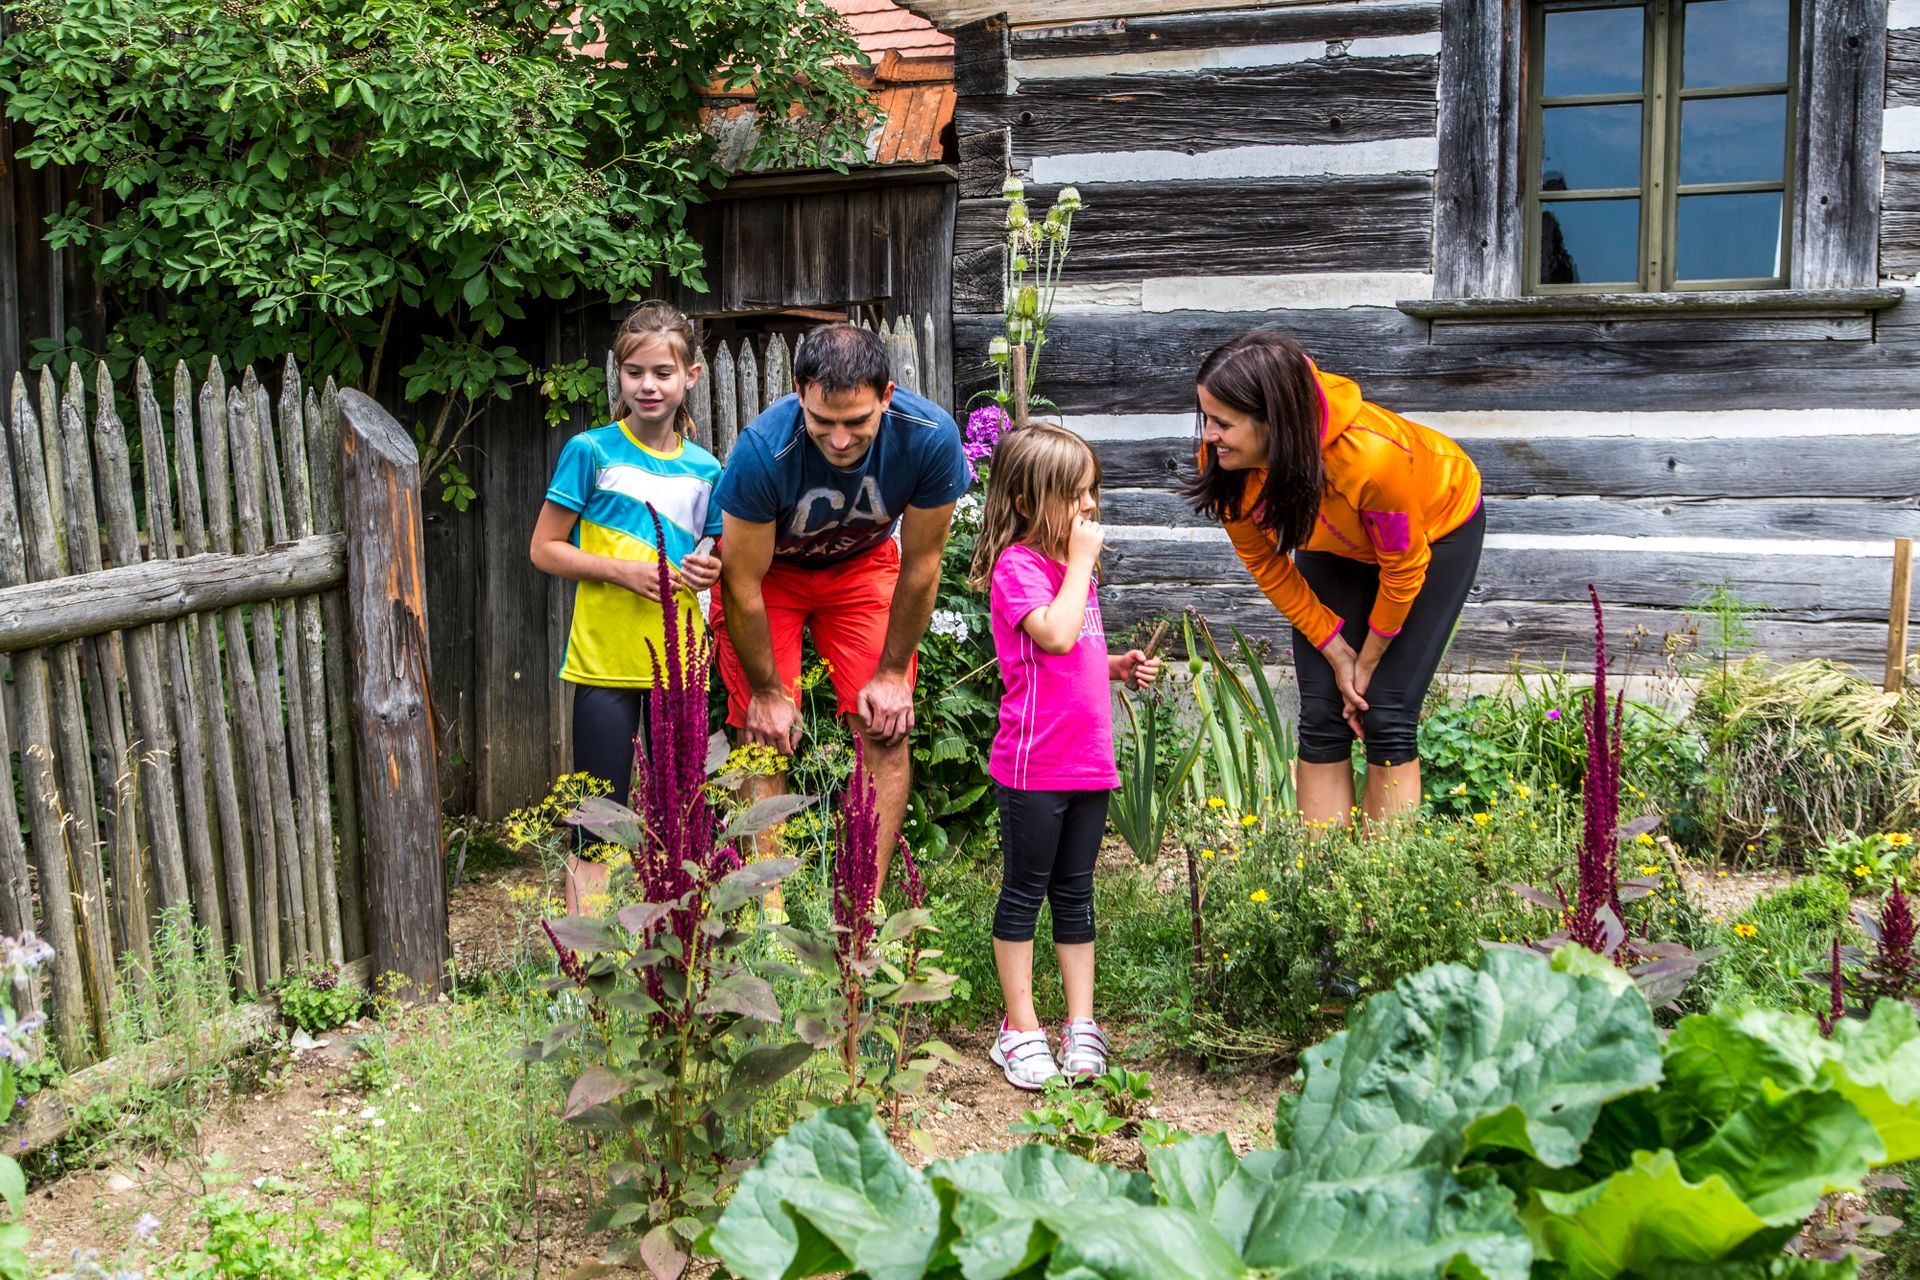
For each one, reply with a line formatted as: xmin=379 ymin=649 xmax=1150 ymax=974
xmin=710 ymin=947 xmax=1920 ymax=1279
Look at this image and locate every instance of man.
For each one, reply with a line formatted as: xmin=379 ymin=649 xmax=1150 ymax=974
xmin=712 ymin=323 xmax=968 ymax=882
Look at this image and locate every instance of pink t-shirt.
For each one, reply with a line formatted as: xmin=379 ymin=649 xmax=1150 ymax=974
xmin=988 ymin=544 xmax=1119 ymax=791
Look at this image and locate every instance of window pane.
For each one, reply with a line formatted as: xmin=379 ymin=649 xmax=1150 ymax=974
xmin=1540 ymin=104 xmax=1643 ymax=191
xmin=1542 ymin=7 xmax=1645 ymax=96
xmin=1675 ymin=192 xmax=1784 ymax=280
xmin=1683 ymin=0 xmax=1790 ymax=88
xmin=1678 ymin=94 xmax=1786 ymax=185
xmin=1539 ymin=200 xmax=1642 ymax=284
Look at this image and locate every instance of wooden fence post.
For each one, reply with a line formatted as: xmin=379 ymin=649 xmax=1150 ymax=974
xmin=1888 ymin=537 xmax=1914 ymax=693
xmin=338 ymin=389 xmax=447 ymax=997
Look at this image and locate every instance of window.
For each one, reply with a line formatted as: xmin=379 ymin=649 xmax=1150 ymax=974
xmin=1527 ymin=0 xmax=1798 ymax=293
xmin=1428 ymin=0 xmax=1887 ymax=307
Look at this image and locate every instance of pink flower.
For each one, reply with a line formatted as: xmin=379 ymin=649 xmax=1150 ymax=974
xmin=1546 ymin=708 xmax=1562 ymax=720
xmin=963 ymin=406 xmax=1008 ymax=467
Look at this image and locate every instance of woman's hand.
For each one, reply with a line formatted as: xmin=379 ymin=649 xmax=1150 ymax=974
xmin=1115 ymin=649 xmax=1162 ymax=688
xmin=1318 ymin=632 xmax=1370 ymax=740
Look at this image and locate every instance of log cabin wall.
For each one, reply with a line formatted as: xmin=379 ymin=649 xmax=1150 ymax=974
xmin=944 ymin=0 xmax=1920 ymax=672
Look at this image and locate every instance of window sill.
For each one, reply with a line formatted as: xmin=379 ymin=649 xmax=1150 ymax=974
xmin=1397 ymin=288 xmax=1904 ymax=343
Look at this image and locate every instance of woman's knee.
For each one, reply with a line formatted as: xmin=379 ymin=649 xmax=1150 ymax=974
xmin=992 ymin=882 xmax=1046 ymax=942
xmin=1297 ymin=697 xmax=1355 ymax=764
xmin=1047 ymin=882 xmax=1095 ymax=944
xmin=1361 ymin=702 xmax=1419 ymax=766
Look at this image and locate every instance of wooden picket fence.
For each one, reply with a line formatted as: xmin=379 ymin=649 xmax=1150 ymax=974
xmin=0 ymin=357 xmax=442 ymax=1065
xmin=608 ymin=315 xmax=943 ymax=460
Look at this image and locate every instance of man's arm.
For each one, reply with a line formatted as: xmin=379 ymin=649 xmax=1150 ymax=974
xmin=719 ymin=512 xmax=799 ymax=752
xmin=859 ymin=500 xmax=956 ymax=745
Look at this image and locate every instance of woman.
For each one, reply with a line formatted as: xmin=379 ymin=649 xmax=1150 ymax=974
xmin=1187 ymin=332 xmax=1483 ymax=827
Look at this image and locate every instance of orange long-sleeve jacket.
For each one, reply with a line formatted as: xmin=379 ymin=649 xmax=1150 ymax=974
xmin=1216 ymin=368 xmax=1482 ymax=649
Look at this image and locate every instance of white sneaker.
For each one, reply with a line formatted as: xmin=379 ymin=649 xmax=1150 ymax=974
xmin=1060 ymin=1018 xmax=1109 ymax=1080
xmin=989 ymin=1022 xmax=1059 ymax=1091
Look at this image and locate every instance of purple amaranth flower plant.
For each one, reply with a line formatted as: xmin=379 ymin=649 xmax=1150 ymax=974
xmin=1875 ymin=879 xmax=1918 ymax=995
xmin=1568 ymin=585 xmax=1629 ymax=955
xmin=835 ymin=737 xmax=883 ymax=972
xmin=963 ymin=405 xmax=1009 ymax=471
xmin=1820 ymin=937 xmax=1846 ymax=1036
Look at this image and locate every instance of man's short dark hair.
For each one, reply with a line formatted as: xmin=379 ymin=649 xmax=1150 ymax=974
xmin=794 ymin=324 xmax=891 ymax=397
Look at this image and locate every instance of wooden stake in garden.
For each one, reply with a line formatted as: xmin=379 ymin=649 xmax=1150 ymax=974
xmin=1009 ymin=343 xmax=1030 ymax=429
xmin=1889 ymin=537 xmax=1914 ymax=694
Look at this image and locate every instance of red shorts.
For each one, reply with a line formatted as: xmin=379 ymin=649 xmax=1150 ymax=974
xmin=711 ymin=539 xmax=918 ymax=728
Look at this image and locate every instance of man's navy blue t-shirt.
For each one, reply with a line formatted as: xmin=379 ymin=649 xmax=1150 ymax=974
xmin=714 ymin=387 xmax=969 ymax=567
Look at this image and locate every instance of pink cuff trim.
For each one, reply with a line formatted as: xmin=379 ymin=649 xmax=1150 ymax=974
xmin=1369 ymin=622 xmax=1403 ymax=639
xmin=1314 ymin=626 xmax=1345 ymax=652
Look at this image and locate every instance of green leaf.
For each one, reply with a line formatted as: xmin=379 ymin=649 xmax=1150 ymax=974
xmin=0 ymin=1157 xmax=21 ymax=1219
xmin=1147 ymin=1132 xmax=1239 ymax=1218
xmin=565 ymin=1065 xmax=630 ymax=1119
xmin=1675 ymin=1084 xmax=1880 ymax=1225
xmin=1823 ymin=1000 xmax=1920 ymax=1162
xmin=728 ymin=1041 xmax=816 ymax=1092
xmin=709 ymin=858 xmax=801 ymax=915
xmin=1286 ymin=948 xmax=1662 ymax=1173
xmin=722 ymin=796 xmax=817 ymax=842
xmin=543 ymin=914 xmax=624 ymax=955
xmin=1522 ymin=1150 xmax=1768 ymax=1280
xmin=928 ymin=1144 xmax=1155 ymax=1280
xmin=697 ymin=972 xmax=781 ymax=1024
xmin=710 ymin=1106 xmax=941 ymax=1280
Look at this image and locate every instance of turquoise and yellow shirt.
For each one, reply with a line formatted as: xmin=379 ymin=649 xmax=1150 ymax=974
xmin=546 ymin=422 xmax=725 ymax=688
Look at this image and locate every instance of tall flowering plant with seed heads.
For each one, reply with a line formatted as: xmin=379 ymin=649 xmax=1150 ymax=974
xmin=1501 ymin=588 xmax=1717 ymax=1005
xmin=518 ymin=507 xmax=818 ymax=1280
xmin=983 ymin=176 xmax=1083 ymax=418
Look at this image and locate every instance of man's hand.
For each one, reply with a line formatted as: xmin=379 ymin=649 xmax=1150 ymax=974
xmin=856 ymin=669 xmax=916 ymax=747
xmin=743 ymin=688 xmax=802 ymax=754
xmin=1115 ymin=650 xmax=1162 ymax=688
xmin=679 ymin=552 xmax=721 ymax=593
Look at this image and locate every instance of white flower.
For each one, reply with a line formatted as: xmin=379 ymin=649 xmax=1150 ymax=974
xmin=1001 ymin=175 xmax=1025 ymax=200
xmin=929 ymin=609 xmax=970 ymax=644
xmin=954 ymin=493 xmax=983 ymax=524
xmin=988 ymin=336 xmax=1010 ymax=364
xmin=132 ymin=1212 xmax=162 ymax=1241
xmin=1055 ymin=186 xmax=1083 ymax=213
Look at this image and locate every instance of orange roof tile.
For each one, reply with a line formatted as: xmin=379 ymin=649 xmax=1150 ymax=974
xmin=827 ymin=0 xmax=953 ymax=59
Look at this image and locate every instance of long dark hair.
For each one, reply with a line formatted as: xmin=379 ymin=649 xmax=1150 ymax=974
xmin=1183 ymin=331 xmax=1325 ymax=555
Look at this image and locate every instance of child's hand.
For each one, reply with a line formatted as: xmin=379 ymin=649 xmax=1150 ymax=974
xmin=679 ymin=552 xmax=722 ymax=592
xmin=617 ymin=558 xmax=670 ymax=601
xmin=1068 ymin=515 xmax=1104 ymax=568
xmin=1117 ymin=650 xmax=1161 ymax=689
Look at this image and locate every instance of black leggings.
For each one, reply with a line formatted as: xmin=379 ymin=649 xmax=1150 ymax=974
xmin=1291 ymin=503 xmax=1485 ymax=767
xmin=572 ymin=684 xmax=654 ymax=810
xmin=992 ymin=786 xmax=1107 ymax=945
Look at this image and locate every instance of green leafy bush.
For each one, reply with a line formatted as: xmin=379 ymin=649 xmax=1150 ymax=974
xmin=709 ymin=947 xmax=1920 ymax=1280
xmin=150 ymin=1193 xmax=426 ymax=1279
xmin=272 ymin=964 xmax=366 ymax=1034
xmin=1709 ymin=874 xmax=1858 ymax=1015
xmin=908 ymin=485 xmax=997 ymax=859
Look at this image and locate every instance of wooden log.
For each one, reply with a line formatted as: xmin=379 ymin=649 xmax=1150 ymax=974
xmin=1102 ymin=489 xmax=1920 ymax=542
xmin=953 ymin=177 xmax=1434 ymax=279
xmin=248 ymin=369 xmax=324 ymax=964
xmin=1091 ymin=433 xmax=1920 ymax=500
xmin=339 ymin=389 xmax=447 ymax=997
xmin=201 ymin=365 xmax=281 ymax=984
xmin=1009 ymin=3 xmax=1441 ymax=60
xmin=93 ymin=364 xmax=192 ymax=919
xmin=886 ymin=318 xmax=920 ymax=394
xmin=0 ymin=679 xmax=35 ymax=984
xmin=1890 ymin=538 xmax=1915 ymax=693
xmin=307 ymin=380 xmax=365 ymax=959
xmin=761 ymin=333 xmax=791 ymax=411
xmin=0 ymin=538 xmax=347 ymax=651
xmin=1433 ymin=0 xmax=1524 ymax=298
xmin=736 ymin=338 xmax=761 ymax=425
xmin=136 ymin=360 xmax=223 ymax=949
xmin=173 ymin=361 xmax=256 ymax=991
xmin=712 ymin=341 xmax=738 ymax=460
xmin=687 ymin=346 xmax=713 ymax=450
xmin=280 ymin=360 xmax=342 ymax=963
xmin=977 ymin=56 xmax=1437 ymax=163
xmin=1792 ymin=0 xmax=1886 ymax=290
xmin=957 ymin=128 xmax=1011 ymax=199
xmin=922 ymin=313 xmax=945 ymax=411
xmin=54 ymin=364 xmax=133 ymax=986
xmin=228 ymin=382 xmax=309 ymax=972
xmin=949 ymin=307 xmax=1920 ymax=415
xmin=1 ymin=954 xmax=375 ymax=1157
xmin=1884 ymin=155 xmax=1920 ymax=280
xmin=4 ymin=375 xmax=92 ymax=1060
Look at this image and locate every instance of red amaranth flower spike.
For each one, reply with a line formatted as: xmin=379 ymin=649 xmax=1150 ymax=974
xmin=1878 ymin=879 xmax=1918 ymax=995
xmin=835 ymin=737 xmax=882 ymax=972
xmin=1820 ymin=937 xmax=1845 ymax=1037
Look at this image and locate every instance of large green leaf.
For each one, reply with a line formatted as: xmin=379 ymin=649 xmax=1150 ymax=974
xmin=1638 ymin=1259 xmax=1858 ymax=1279
xmin=1823 ymin=1001 xmax=1920 ymax=1162
xmin=1221 ymin=1153 xmax=1530 ymax=1280
xmin=1675 ymin=1084 xmax=1881 ymax=1224
xmin=1522 ymin=1150 xmax=1769 ymax=1280
xmin=709 ymin=1106 xmax=941 ymax=1280
xmin=1147 ymin=1132 xmax=1240 ymax=1218
xmin=928 ymin=1144 xmax=1154 ymax=1280
xmin=1040 ymin=1202 xmax=1248 ymax=1280
xmin=1284 ymin=948 xmax=1662 ymax=1175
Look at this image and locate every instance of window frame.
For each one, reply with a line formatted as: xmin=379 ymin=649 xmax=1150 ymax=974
xmin=1428 ymin=0 xmax=1885 ymax=307
xmin=1522 ymin=0 xmax=1801 ymax=295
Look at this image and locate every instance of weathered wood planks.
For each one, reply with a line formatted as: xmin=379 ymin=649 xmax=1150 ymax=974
xmin=1009 ymin=4 xmax=1441 ymax=60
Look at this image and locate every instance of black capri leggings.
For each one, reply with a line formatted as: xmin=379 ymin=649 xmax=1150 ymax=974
xmin=572 ymin=684 xmax=655 ymax=811
xmin=992 ymin=786 xmax=1108 ymax=945
xmin=1291 ymin=502 xmax=1485 ymax=768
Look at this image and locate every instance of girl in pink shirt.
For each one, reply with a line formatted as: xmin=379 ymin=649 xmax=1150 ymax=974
xmin=966 ymin=424 xmax=1160 ymax=1090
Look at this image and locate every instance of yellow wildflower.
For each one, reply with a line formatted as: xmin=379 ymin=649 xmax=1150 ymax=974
xmin=1250 ymin=889 xmax=1269 ymax=904
xmin=1634 ymin=832 xmax=1655 ymax=846
xmin=1856 ymin=864 xmax=1874 ymax=878
xmin=1451 ymin=783 xmax=1468 ymax=796
xmin=1734 ymin=922 xmax=1758 ymax=938
xmin=1241 ymin=814 xmax=1259 ymax=828
xmin=1472 ymin=813 xmax=1491 ymax=827
xmin=1207 ymin=796 xmax=1226 ymax=809
xmin=1515 ymin=784 xmax=1532 ymax=799
xmin=1888 ymin=833 xmax=1914 ymax=847
xmin=1638 ymin=864 xmax=1661 ymax=876
xmin=1201 ymin=849 xmax=1216 ymax=860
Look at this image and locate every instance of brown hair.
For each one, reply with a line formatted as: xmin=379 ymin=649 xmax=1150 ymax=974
xmin=967 ymin=422 xmax=1102 ymax=591
xmin=1182 ymin=331 xmax=1324 ymax=556
xmin=610 ymin=301 xmax=701 ymax=438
